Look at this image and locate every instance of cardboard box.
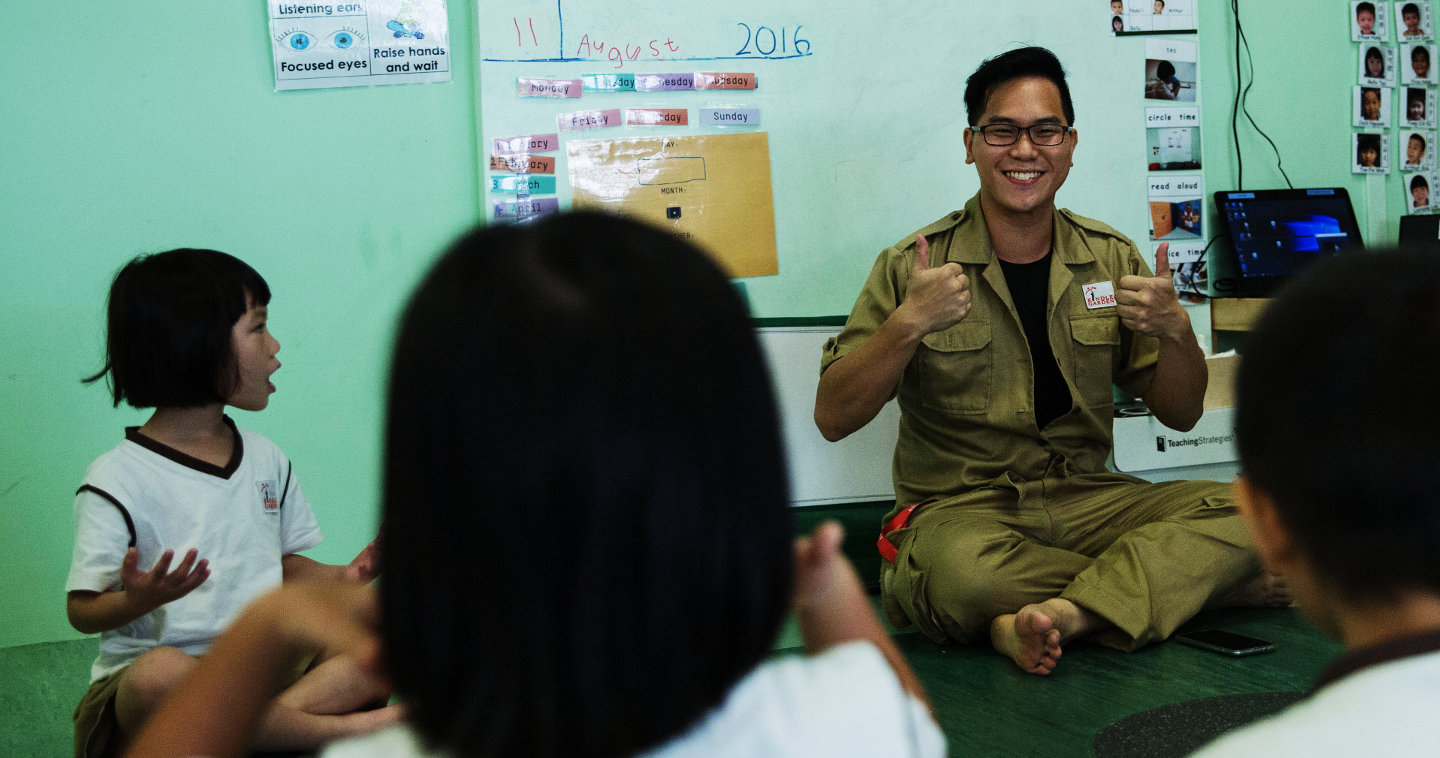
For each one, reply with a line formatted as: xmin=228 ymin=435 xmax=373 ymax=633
xmin=1113 ymin=353 xmax=1240 ymax=473
xmin=1203 ymin=353 xmax=1238 ymax=409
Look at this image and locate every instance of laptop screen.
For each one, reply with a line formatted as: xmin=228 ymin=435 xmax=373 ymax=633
xmin=1213 ymin=188 xmax=1364 ymax=296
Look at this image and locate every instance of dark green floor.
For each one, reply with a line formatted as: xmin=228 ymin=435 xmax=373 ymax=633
xmin=849 ymin=605 xmax=1336 ymax=757
xmin=3 ymin=605 xmax=1337 ymax=757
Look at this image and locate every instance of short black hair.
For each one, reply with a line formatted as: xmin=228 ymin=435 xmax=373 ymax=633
xmin=1413 ymin=174 xmax=1430 ymax=190
xmin=380 ymin=211 xmax=793 ymax=757
xmin=84 ymin=248 xmax=270 ymax=408
xmin=1357 ymin=2 xmax=1376 ymax=16
xmin=1414 ymin=44 xmax=1430 ymax=62
xmin=1404 ymin=2 xmax=1419 ymax=16
xmin=1155 ymin=60 xmax=1177 ymax=81
xmin=964 ymin=46 xmax=1075 ymax=126
xmin=1356 ymin=132 xmax=1381 ymax=156
xmin=1236 ymin=249 xmax=1440 ymax=603
xmin=1410 ymin=132 xmax=1427 ymax=147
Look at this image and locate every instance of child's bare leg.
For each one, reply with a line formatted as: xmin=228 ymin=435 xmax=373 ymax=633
xmin=252 ymin=654 xmax=401 ymax=750
xmin=114 ymin=646 xmax=197 ymax=734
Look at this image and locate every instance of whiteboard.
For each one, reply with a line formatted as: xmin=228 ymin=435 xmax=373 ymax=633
xmin=757 ymin=325 xmax=898 ymax=507
xmin=476 ymin=0 xmax=1166 ymax=319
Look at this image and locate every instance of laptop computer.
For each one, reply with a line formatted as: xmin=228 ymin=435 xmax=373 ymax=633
xmin=1213 ymin=188 xmax=1364 ymax=297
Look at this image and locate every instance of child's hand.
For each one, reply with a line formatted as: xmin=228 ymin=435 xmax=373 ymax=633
xmin=122 ymin=547 xmax=210 ymax=612
xmin=343 ymin=539 xmax=381 ymax=583
xmin=792 ymin=521 xmax=856 ymax=613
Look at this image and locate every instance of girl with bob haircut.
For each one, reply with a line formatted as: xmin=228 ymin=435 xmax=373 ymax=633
xmin=125 ymin=212 xmax=945 ymax=758
xmin=70 ymin=249 xmax=392 ymax=758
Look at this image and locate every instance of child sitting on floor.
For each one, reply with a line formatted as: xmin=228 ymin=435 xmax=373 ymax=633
xmin=68 ymin=248 xmax=397 ymax=757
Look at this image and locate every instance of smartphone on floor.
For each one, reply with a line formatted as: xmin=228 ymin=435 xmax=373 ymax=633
xmin=1174 ymin=629 xmax=1277 ymax=657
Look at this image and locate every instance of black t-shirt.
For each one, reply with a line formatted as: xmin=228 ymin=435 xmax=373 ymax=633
xmin=998 ymin=253 xmax=1072 ymax=430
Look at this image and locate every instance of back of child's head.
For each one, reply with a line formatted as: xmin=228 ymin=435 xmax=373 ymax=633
xmin=380 ymin=210 xmax=794 ymax=758
xmin=86 ymin=248 xmax=270 ymax=409
xmin=1236 ymin=248 xmax=1440 ymax=604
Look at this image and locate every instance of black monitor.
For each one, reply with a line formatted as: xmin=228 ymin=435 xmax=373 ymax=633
xmin=1213 ymin=188 xmax=1364 ymax=297
xmin=1398 ymin=214 xmax=1440 ymax=252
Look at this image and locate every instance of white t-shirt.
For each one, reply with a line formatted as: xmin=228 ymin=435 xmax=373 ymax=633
xmin=66 ymin=419 xmax=322 ymax=682
xmin=1191 ymin=647 xmax=1440 ymax=756
xmin=322 ymin=640 xmax=946 ymax=758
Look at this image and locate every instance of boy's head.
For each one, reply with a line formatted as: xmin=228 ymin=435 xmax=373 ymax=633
xmin=1413 ymin=44 xmax=1431 ymax=77
xmin=964 ymin=46 xmax=1075 ymax=126
xmin=381 ymin=211 xmax=793 ymax=757
xmin=86 ymin=248 xmax=271 ymax=409
xmin=1156 ymin=59 xmax=1177 ymax=81
xmin=1235 ymin=250 xmax=1440 ymax=625
xmin=1357 ymin=2 xmax=1376 ymax=34
xmin=1112 ymin=0 xmax=1123 ymax=12
xmin=1403 ymin=2 xmax=1420 ymax=30
xmin=1408 ymin=132 xmax=1427 ymax=163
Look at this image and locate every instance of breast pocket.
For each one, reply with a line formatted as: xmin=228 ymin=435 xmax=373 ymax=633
xmin=1070 ymin=315 xmax=1120 ymax=408
xmin=908 ymin=319 xmax=992 ymax=414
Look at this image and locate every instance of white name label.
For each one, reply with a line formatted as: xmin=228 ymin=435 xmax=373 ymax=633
xmin=1083 ymin=281 xmax=1117 ymax=309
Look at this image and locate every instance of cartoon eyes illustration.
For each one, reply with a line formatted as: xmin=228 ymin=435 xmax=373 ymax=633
xmin=287 ymin=31 xmax=314 ymax=51
xmin=331 ymin=28 xmax=364 ymax=50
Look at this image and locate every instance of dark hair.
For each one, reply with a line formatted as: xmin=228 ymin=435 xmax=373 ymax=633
xmin=1411 ymin=132 xmax=1427 ymax=147
xmin=1366 ymin=46 xmax=1384 ymax=62
xmin=84 ymin=248 xmax=270 ymax=409
xmin=1404 ymin=2 xmax=1419 ymax=16
xmin=1357 ymin=2 xmax=1376 ymax=16
xmin=1409 ymin=87 xmax=1426 ymax=105
xmin=1414 ymin=45 xmax=1431 ymax=62
xmin=1154 ymin=0 xmax=1164 ymax=7
xmin=964 ymin=46 xmax=1075 ymax=126
xmin=1356 ymin=132 xmax=1381 ymax=158
xmin=380 ymin=211 xmax=793 ymax=758
xmin=1155 ymin=60 xmax=1177 ymax=81
xmin=1236 ymin=249 xmax=1440 ymax=603
xmin=1413 ymin=174 xmax=1430 ymax=191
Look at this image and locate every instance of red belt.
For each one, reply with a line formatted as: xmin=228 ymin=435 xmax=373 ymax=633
xmin=877 ymin=498 xmax=934 ymax=563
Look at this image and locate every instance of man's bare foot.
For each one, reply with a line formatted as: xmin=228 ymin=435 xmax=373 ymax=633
xmin=1209 ymin=572 xmax=1292 ymax=609
xmin=991 ymin=606 xmax=1062 ymax=675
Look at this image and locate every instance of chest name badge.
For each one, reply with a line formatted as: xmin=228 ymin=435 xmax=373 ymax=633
xmin=257 ymin=481 xmax=280 ymax=513
xmin=1083 ymin=281 xmax=1117 ymax=309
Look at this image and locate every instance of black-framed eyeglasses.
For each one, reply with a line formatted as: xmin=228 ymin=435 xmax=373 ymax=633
xmin=969 ymin=123 xmax=1074 ymax=147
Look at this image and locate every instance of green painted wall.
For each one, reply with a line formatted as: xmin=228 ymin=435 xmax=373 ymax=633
xmin=0 ymin=3 xmax=480 ymax=648
xmin=0 ymin=2 xmax=1406 ymax=648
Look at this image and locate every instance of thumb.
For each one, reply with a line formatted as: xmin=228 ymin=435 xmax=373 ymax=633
xmin=912 ymin=234 xmax=931 ymax=273
xmin=1154 ymin=244 xmax=1172 ymax=278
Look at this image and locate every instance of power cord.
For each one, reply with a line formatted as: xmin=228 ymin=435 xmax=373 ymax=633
xmin=1231 ymin=0 xmax=1294 ymax=190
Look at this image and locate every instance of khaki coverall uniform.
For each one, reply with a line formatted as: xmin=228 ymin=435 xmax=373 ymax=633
xmin=821 ymin=195 xmax=1258 ymax=648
